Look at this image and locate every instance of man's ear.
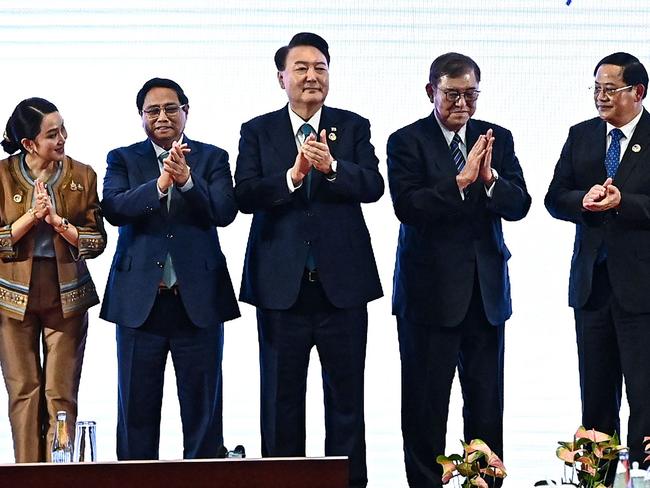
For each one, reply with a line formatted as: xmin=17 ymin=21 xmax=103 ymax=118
xmin=277 ymin=71 xmax=285 ymax=89
xmin=635 ymin=84 xmax=646 ymax=102
xmin=425 ymin=83 xmax=434 ymax=103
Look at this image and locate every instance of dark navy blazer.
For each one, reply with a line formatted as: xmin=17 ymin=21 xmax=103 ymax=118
xmin=546 ymin=109 xmax=650 ymax=313
xmin=387 ymin=113 xmax=531 ymax=327
xmin=234 ymin=105 xmax=384 ymax=310
xmin=100 ymin=137 xmax=240 ymax=328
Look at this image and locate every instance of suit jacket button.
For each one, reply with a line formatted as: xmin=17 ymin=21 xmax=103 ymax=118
xmin=306 ymin=211 xmax=313 ymax=217
xmin=156 ymin=261 xmax=163 ymax=268
xmin=167 ymin=233 xmax=173 ymax=239
xmin=305 ymin=240 xmax=311 ymax=246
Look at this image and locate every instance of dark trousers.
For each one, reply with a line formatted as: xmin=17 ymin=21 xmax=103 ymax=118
xmin=397 ymin=281 xmax=504 ymax=488
xmin=575 ymin=261 xmax=650 ymax=466
xmin=257 ymin=274 xmax=368 ymax=488
xmin=116 ymin=288 xmax=224 ymax=460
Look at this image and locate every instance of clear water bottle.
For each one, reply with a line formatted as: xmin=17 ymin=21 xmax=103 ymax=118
xmin=51 ymin=411 xmax=73 ymax=463
xmin=614 ymin=448 xmax=632 ymax=488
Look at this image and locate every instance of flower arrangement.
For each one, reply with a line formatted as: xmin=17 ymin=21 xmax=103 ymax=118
xmin=556 ymin=426 xmax=626 ymax=487
xmin=436 ymin=438 xmax=507 ymax=487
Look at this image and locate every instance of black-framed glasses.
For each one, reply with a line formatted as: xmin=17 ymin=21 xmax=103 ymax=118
xmin=439 ymin=89 xmax=480 ymax=103
xmin=142 ymin=104 xmax=187 ymax=119
xmin=591 ymin=85 xmax=633 ymax=97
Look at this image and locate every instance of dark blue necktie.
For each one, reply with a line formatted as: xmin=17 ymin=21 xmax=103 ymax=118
xmin=450 ymin=133 xmax=466 ymax=173
xmin=299 ymin=123 xmax=316 ymax=198
xmin=605 ymin=128 xmax=624 ymax=178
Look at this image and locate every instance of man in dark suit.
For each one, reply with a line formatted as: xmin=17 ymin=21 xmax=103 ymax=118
xmin=101 ymin=78 xmax=240 ymax=460
xmin=546 ymin=52 xmax=650 ymax=466
xmin=234 ymin=33 xmax=383 ymax=488
xmin=387 ymin=52 xmax=531 ymax=488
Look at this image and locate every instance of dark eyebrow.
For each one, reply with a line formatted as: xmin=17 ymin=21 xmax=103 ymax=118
xmin=294 ymin=61 xmax=327 ymax=67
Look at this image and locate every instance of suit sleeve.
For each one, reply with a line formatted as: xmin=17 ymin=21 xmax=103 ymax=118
xmin=70 ymin=166 xmax=107 ymax=260
xmin=387 ymin=129 xmax=465 ymax=226
xmin=234 ymin=122 xmax=295 ymax=214
xmin=617 ymin=192 xmax=650 ymax=222
xmin=545 ymin=128 xmax=603 ymax=226
xmin=325 ymin=117 xmax=384 ymax=203
xmin=485 ymin=129 xmax=531 ymax=222
xmin=101 ymin=148 xmax=163 ymax=226
xmin=178 ymin=148 xmax=237 ymax=227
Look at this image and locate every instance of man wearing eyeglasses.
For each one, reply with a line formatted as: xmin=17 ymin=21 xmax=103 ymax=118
xmin=101 ymin=77 xmax=240 ymax=460
xmin=387 ymin=52 xmax=530 ymax=488
xmin=546 ymin=52 xmax=650 ymax=467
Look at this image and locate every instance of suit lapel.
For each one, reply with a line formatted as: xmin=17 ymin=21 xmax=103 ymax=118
xmin=134 ymin=140 xmax=161 ymax=183
xmin=615 ymin=109 xmax=650 ymax=188
xmin=266 ymin=106 xmax=300 ymax=171
xmin=423 ymin=113 xmax=457 ymax=178
xmin=311 ymin=106 xmax=339 ymax=197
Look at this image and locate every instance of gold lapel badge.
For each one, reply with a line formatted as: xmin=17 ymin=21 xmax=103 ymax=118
xmin=632 ymin=144 xmax=641 ymax=153
xmin=13 ymin=194 xmax=22 ymax=203
xmin=69 ymin=180 xmax=84 ymax=191
xmin=328 ymin=132 xmax=337 ymax=141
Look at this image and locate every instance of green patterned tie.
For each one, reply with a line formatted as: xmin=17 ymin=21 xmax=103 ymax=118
xmin=158 ymin=151 xmax=177 ymax=287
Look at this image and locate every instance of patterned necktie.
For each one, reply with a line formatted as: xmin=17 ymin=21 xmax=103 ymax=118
xmin=605 ymin=128 xmax=624 ymax=178
xmin=450 ymin=133 xmax=466 ymax=173
xmin=299 ymin=123 xmax=316 ymax=198
xmin=158 ymin=150 xmax=177 ymax=287
xmin=158 ymin=151 xmax=171 ymax=210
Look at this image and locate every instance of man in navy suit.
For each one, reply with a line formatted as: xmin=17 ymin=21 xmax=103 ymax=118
xmin=234 ymin=33 xmax=383 ymax=488
xmin=101 ymin=78 xmax=240 ymax=460
xmin=546 ymin=52 xmax=650 ymax=467
xmin=387 ymin=53 xmax=531 ymax=488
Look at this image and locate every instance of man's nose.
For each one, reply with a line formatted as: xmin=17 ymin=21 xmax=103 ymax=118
xmin=455 ymin=95 xmax=468 ymax=108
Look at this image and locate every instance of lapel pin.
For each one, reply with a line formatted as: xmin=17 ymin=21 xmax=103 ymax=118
xmin=328 ymin=132 xmax=337 ymax=141
xmin=330 ymin=127 xmax=337 ymax=132
xmin=632 ymin=144 xmax=641 ymax=153
xmin=12 ymin=194 xmax=22 ymax=203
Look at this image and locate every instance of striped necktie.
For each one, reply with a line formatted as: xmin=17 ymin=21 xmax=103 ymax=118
xmin=450 ymin=133 xmax=466 ymax=173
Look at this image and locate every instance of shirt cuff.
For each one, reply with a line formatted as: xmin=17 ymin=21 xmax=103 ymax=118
xmin=287 ymin=168 xmax=302 ymax=193
xmin=177 ymin=174 xmax=194 ymax=192
xmin=326 ymin=160 xmax=338 ymax=181
xmin=157 ymin=185 xmax=169 ymax=199
xmin=484 ymin=168 xmax=499 ymax=198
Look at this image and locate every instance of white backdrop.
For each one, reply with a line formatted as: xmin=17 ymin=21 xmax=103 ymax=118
xmin=1 ymin=1 xmax=649 ymax=486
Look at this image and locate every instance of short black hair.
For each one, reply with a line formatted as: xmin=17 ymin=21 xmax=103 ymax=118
xmin=274 ymin=32 xmax=330 ymax=71
xmin=136 ymin=77 xmax=189 ymax=112
xmin=2 ymin=97 xmax=58 ymax=155
xmin=429 ymin=52 xmax=481 ymax=86
xmin=594 ymin=52 xmax=648 ymax=99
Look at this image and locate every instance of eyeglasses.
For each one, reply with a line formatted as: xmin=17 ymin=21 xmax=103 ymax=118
xmin=142 ymin=104 xmax=187 ymax=119
xmin=591 ymin=85 xmax=633 ymax=97
xmin=439 ymin=89 xmax=480 ymax=103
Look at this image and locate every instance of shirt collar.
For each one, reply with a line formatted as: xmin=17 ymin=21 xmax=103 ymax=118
xmin=151 ymin=134 xmax=185 ymax=159
xmin=433 ymin=110 xmax=467 ymax=147
xmin=288 ymin=106 xmax=323 ymax=137
xmin=607 ymin=109 xmax=643 ymax=140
